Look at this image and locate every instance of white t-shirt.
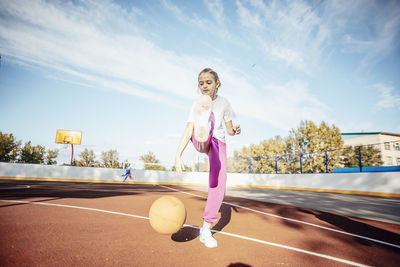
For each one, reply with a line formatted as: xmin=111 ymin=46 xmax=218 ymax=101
xmin=188 ymin=95 xmax=235 ymax=143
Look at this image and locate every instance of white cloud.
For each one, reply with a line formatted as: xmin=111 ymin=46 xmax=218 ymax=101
xmin=205 ymin=0 xmax=225 ymax=26
xmin=0 ymin=0 xmax=199 ymax=105
xmin=161 ymin=0 xmax=232 ymax=40
xmin=161 ymin=0 xmax=209 ymax=31
xmin=0 ymin=0 xmax=338 ymax=133
xmin=234 ymin=0 xmax=400 ymax=73
xmin=236 ymin=0 xmax=263 ymax=29
xmin=375 ymin=83 xmax=400 ymax=111
xmin=235 ymin=0 xmax=330 ymax=72
xmin=257 ymin=38 xmax=306 ymax=70
xmin=328 ymin=0 xmax=400 ymax=70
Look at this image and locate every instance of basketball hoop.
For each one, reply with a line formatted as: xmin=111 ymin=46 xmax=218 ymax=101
xmin=55 ymin=130 xmax=82 ymax=166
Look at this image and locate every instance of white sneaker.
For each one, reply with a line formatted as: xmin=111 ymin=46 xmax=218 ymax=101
xmin=199 ymin=228 xmax=218 ymax=248
xmin=193 ymin=95 xmax=212 ymax=142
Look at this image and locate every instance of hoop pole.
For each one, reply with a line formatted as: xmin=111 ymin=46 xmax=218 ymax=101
xmin=70 ymin=144 xmax=74 ymax=166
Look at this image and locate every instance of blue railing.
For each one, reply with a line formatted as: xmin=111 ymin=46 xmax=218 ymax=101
xmin=231 ymin=141 xmax=400 ymax=174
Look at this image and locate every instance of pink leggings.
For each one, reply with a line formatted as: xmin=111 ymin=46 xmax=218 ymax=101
xmin=191 ymin=113 xmax=227 ymax=224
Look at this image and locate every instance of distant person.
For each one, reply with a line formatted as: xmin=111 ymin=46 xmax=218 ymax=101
xmin=175 ymin=68 xmax=241 ymax=248
xmin=122 ymin=168 xmax=132 ymax=182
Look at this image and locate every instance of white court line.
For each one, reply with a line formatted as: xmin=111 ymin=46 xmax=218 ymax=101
xmin=158 ymin=184 xmax=400 ymax=249
xmin=0 ymin=199 xmax=149 ymax=220
xmin=0 ymin=199 xmax=370 ymax=267
xmin=1 ymin=185 xmax=31 ymax=190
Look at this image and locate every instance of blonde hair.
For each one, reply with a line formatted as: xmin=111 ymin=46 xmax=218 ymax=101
xmin=198 ymin=68 xmax=221 ymax=88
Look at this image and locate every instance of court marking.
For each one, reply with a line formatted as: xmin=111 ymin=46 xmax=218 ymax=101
xmin=158 ymin=185 xmax=400 ymax=249
xmin=0 ymin=199 xmax=370 ymax=267
xmin=0 ymin=185 xmax=31 ymax=190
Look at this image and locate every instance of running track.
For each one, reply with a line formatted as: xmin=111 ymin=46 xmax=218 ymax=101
xmin=0 ymin=179 xmax=399 ymax=266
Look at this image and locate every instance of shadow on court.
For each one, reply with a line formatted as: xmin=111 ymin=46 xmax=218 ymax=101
xmin=301 ymin=208 xmax=400 ymax=252
xmin=224 ymin=187 xmax=400 ymax=224
xmin=0 ymin=179 xmax=171 ymax=202
xmin=220 ymin=193 xmax=400 ymax=253
xmin=227 ymin=263 xmax=252 ymax=267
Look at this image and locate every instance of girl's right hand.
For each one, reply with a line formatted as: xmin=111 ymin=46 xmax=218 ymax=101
xmin=175 ymin=156 xmax=185 ymax=177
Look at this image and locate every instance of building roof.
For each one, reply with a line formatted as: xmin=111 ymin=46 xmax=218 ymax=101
xmin=341 ymin=132 xmax=400 ymax=140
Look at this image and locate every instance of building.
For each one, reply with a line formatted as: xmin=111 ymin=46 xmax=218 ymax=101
xmin=341 ymin=132 xmax=400 ymax=166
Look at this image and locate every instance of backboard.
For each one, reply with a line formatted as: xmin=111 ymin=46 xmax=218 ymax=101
xmin=55 ymin=130 xmax=82 ymax=145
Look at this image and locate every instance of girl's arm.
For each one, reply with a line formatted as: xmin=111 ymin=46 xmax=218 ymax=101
xmin=175 ymin=122 xmax=194 ymax=177
xmin=225 ymin=121 xmax=241 ymax=136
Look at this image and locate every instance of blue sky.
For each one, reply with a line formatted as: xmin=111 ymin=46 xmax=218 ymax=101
xmin=1 ymin=0 xmax=399 ymax=168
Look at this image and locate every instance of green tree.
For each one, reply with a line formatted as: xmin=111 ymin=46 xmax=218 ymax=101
xmin=101 ymin=149 xmax=120 ymax=168
xmin=140 ymin=152 xmax=166 ymax=170
xmin=46 ymin=149 xmax=59 ymax=165
xmin=76 ymin=148 xmax=98 ymax=167
xmin=234 ymin=136 xmax=287 ymax=173
xmin=228 ymin=156 xmax=249 ymax=173
xmin=19 ymin=141 xmax=46 ymax=164
xmin=121 ymin=160 xmax=131 ymax=169
xmin=286 ymin=120 xmax=343 ymax=173
xmin=0 ymin=132 xmax=21 ymax=162
xmin=234 ymin=120 xmax=344 ymax=173
xmin=341 ymin=145 xmax=383 ymax=168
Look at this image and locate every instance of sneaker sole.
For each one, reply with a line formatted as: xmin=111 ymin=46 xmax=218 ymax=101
xmin=199 ymin=237 xmax=218 ymax=248
xmin=199 ymin=230 xmax=218 ymax=248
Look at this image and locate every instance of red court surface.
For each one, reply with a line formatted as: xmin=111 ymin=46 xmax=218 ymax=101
xmin=0 ymin=179 xmax=399 ymax=267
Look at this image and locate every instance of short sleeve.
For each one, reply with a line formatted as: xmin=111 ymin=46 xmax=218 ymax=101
xmin=223 ymin=100 xmax=235 ymax=122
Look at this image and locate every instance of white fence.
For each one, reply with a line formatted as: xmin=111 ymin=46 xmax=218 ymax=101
xmin=0 ymin=162 xmax=399 ymax=197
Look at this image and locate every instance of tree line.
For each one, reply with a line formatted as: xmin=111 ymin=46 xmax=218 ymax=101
xmin=0 ymin=132 xmax=122 ymax=168
xmin=0 ymin=132 xmax=58 ymax=164
xmin=1 ymin=120 xmax=383 ymax=173
xmin=0 ymin=131 xmax=173 ymax=169
xmin=229 ymin=120 xmax=382 ymax=173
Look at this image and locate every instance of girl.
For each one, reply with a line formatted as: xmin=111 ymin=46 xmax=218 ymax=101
xmin=174 ymin=68 xmax=241 ymax=248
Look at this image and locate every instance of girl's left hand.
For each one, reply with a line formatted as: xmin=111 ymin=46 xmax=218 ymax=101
xmin=175 ymin=156 xmax=185 ymax=177
xmin=233 ymin=125 xmax=241 ymax=135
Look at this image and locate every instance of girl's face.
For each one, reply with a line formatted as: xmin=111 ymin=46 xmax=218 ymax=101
xmin=198 ymin=72 xmax=220 ymax=100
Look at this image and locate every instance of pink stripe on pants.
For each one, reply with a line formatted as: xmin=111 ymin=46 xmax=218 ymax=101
xmin=191 ymin=113 xmax=227 ymax=223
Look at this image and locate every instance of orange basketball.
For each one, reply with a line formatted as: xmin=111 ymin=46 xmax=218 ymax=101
xmin=149 ymin=196 xmax=186 ymax=234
